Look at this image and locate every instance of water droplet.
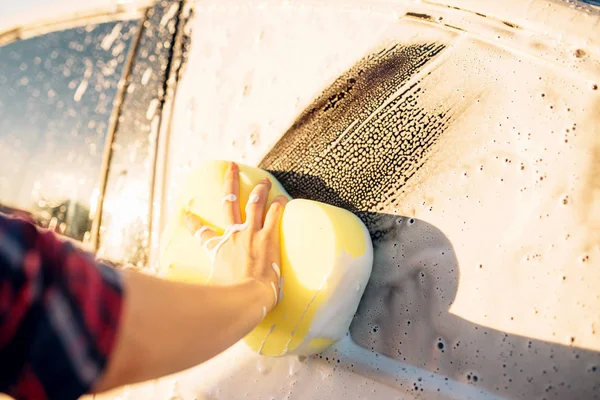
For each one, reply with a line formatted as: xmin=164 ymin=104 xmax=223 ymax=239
xmin=256 ymin=357 xmax=270 ymax=374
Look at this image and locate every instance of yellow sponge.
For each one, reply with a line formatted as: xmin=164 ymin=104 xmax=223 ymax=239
xmin=158 ymin=161 xmax=290 ymax=285
xmin=159 ymin=161 xmax=373 ymax=356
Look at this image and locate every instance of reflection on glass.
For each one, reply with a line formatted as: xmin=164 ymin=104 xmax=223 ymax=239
xmin=0 ymin=20 xmax=138 ymax=241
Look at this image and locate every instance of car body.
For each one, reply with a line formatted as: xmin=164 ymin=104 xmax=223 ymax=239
xmin=1 ymin=1 xmax=599 ymax=399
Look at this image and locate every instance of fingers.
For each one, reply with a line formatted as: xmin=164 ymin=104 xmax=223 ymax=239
xmin=222 ymin=162 xmax=242 ymax=225
xmin=245 ymin=178 xmax=272 ymax=230
xmin=184 ymin=211 xmax=217 ymax=245
xmin=263 ymin=195 xmax=288 ymax=236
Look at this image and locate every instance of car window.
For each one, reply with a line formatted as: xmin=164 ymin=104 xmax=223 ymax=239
xmin=96 ymin=0 xmax=184 ymax=268
xmin=0 ymin=19 xmax=139 ymax=241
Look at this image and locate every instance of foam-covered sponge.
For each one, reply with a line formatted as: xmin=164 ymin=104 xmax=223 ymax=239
xmin=159 ymin=161 xmax=373 ymax=356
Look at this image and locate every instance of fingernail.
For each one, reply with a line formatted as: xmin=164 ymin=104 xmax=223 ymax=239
xmin=274 ymin=195 xmax=288 ymax=204
xmin=229 ymin=162 xmax=237 ymax=171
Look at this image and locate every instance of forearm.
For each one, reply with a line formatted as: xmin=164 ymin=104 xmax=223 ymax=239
xmin=94 ymin=271 xmax=268 ymax=393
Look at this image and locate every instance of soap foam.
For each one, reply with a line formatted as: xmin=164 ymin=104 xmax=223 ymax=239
xmin=192 ymin=226 xmax=216 ymax=243
xmin=271 ymin=262 xmax=281 ymax=279
xmin=201 ymin=221 xmax=249 ymax=283
xmin=221 ymin=193 xmax=237 ymax=204
xmin=248 ymin=194 xmax=260 ymax=204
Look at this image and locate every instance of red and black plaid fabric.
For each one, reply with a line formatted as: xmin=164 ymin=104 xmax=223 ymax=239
xmin=0 ymin=214 xmax=124 ymax=400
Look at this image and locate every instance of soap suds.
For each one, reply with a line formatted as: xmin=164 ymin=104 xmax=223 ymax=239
xmin=200 ymin=222 xmax=249 ymax=283
xmin=248 ymin=194 xmax=260 ymax=204
xmin=221 ymin=193 xmax=237 ymax=204
xmin=270 ymin=281 xmax=278 ymax=304
xmin=281 ymin=262 xmax=340 ymax=356
xmin=202 ymin=236 xmax=221 ymax=251
xmin=260 ymin=42 xmax=454 ymax=211
xmin=258 ymin=324 xmax=277 ymax=355
xmin=192 ymin=226 xmax=216 ymax=243
xmin=271 ymin=262 xmax=281 ymax=278
xmin=258 ymin=20 xmax=600 ymax=399
xmin=209 ymin=222 xmax=248 ymax=259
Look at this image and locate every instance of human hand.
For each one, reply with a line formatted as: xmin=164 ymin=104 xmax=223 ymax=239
xmin=184 ymin=162 xmax=288 ymax=312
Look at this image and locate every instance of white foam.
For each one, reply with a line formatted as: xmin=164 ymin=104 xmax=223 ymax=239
xmin=221 ymin=193 xmax=237 ymax=204
xmin=248 ymin=193 xmax=260 ymax=204
xmin=258 ymin=324 xmax=277 ymax=355
xmin=200 ymin=222 xmax=249 ymax=283
xmin=269 ymin=281 xmax=278 ymax=304
xmin=271 ymin=262 xmax=281 ymax=278
xmin=192 ymin=226 xmax=215 ymax=243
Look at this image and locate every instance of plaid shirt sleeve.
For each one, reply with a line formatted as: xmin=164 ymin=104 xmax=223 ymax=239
xmin=0 ymin=214 xmax=124 ymax=400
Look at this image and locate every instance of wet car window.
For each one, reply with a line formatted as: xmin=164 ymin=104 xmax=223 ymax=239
xmin=96 ymin=0 xmax=184 ymax=268
xmin=0 ymin=20 xmax=139 ymax=241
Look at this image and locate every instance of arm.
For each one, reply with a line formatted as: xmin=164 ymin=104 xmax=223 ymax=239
xmin=93 ymin=273 xmax=270 ymax=391
xmin=95 ymin=161 xmax=287 ymax=393
xmin=0 ymin=163 xmax=287 ymax=399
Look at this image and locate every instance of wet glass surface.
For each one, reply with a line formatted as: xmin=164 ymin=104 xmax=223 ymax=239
xmin=98 ymin=0 xmax=180 ymax=266
xmin=0 ymin=20 xmax=138 ymax=240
